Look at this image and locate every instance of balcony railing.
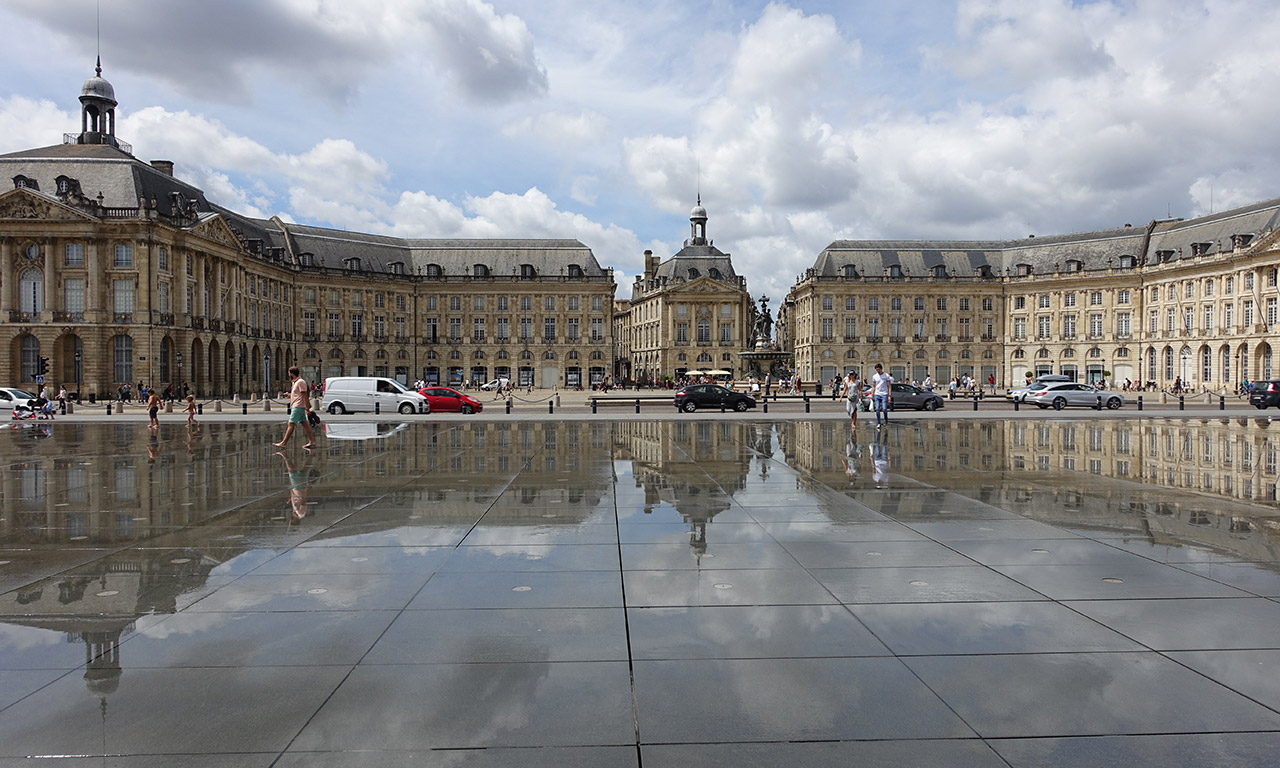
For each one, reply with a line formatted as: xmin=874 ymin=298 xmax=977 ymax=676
xmin=889 ymin=336 xmax=905 ymax=344
xmin=303 ymin=333 xmax=319 ymax=342
xmin=113 ymin=313 xmax=133 ymax=324
xmin=209 ymin=320 xmax=221 ymax=332
xmin=374 ymin=335 xmax=389 ymax=344
xmin=52 ymin=311 xmax=84 ymax=322
xmin=191 ymin=318 xmax=205 ymax=330
xmin=843 ymin=336 xmax=859 ymax=342
xmin=327 ymin=333 xmax=345 ymax=342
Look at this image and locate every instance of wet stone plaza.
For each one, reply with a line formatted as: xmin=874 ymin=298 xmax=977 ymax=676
xmin=1 ymin=417 xmax=1280 ymax=766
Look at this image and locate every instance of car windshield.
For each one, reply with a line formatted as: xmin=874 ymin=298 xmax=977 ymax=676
xmin=1025 ymin=383 xmax=1049 ymax=391
xmin=10 ymin=389 xmax=36 ymax=400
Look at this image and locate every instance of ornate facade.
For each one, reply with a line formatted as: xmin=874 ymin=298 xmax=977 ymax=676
xmin=0 ymin=66 xmax=615 ymax=397
xmin=619 ymin=201 xmax=756 ymax=383
xmin=787 ymin=202 xmax=1280 ymax=391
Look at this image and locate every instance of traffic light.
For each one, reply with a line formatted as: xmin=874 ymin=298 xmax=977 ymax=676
xmin=38 ymin=356 xmax=49 ymax=376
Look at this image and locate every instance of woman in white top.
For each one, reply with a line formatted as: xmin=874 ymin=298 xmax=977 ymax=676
xmin=843 ymin=371 xmax=861 ymax=426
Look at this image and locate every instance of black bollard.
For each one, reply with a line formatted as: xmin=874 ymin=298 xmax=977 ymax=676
xmin=591 ymin=399 xmax=598 ymax=414
xmin=375 ymin=401 xmax=380 ymax=415
xmin=505 ymin=399 xmax=511 ymax=414
xmin=1179 ymin=395 xmax=1184 ymax=411
xmin=1095 ymin=395 xmax=1101 ymax=411
xmin=804 ymin=395 xmax=810 ymax=414
xmin=1137 ymin=395 xmax=1143 ymax=411
xmin=60 ymin=401 xmax=66 ymax=415
xmin=973 ymin=396 xmax=978 ymax=411
xmin=549 ymin=400 xmax=554 ymax=415
xmin=763 ymin=400 xmax=768 ymax=414
xmin=107 ymin=402 xmax=112 ymax=416
xmin=197 ymin=403 xmax=203 ymax=415
xmin=1013 ymin=398 xmax=1019 ymax=412
xmin=1220 ymin=395 xmax=1226 ymax=411
xmin=635 ymin=398 xmax=640 ymax=414
xmin=242 ymin=402 xmax=248 ymax=415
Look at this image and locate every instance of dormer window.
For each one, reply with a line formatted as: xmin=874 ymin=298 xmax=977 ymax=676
xmin=567 ymin=264 xmax=584 ymax=278
xmin=1015 ymin=263 xmax=1032 ymax=277
xmin=1156 ymin=249 xmax=1175 ymax=263
xmin=932 ymin=264 xmax=948 ymax=278
xmin=13 ymin=175 xmax=38 ymax=191
xmin=1065 ymin=259 xmax=1083 ymax=273
xmin=1232 ymin=234 xmax=1254 ymax=250
xmin=1191 ymin=242 xmax=1213 ymax=256
xmin=344 ymin=257 xmax=361 ymax=271
xmin=708 ymin=267 xmax=722 ymax=279
xmin=520 ymin=264 xmax=536 ymax=278
xmin=389 ymin=261 xmax=404 ymax=275
xmin=425 ymin=263 xmax=442 ymax=278
xmin=1118 ymin=254 xmax=1136 ymax=269
xmin=687 ymin=268 xmax=700 ymax=279
xmin=977 ymin=265 xmax=994 ymax=279
xmin=54 ymin=175 xmax=81 ymax=195
xmin=473 ymin=264 xmax=490 ymax=278
xmin=299 ymin=252 xmax=315 ymax=267
xmin=887 ymin=264 xmax=903 ymax=278
xmin=843 ymin=264 xmax=857 ymax=278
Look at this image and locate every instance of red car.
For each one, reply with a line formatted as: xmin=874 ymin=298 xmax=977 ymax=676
xmin=418 ymin=386 xmax=484 ymax=414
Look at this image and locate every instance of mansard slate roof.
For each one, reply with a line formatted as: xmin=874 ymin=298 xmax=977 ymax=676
xmin=1 ymin=143 xmax=607 ymax=278
xmin=654 ymin=243 xmax=740 ymax=280
xmin=810 ymin=196 xmax=1280 ymax=278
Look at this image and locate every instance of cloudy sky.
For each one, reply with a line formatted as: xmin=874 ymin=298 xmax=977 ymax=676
xmin=2 ymin=0 xmax=1278 ymax=299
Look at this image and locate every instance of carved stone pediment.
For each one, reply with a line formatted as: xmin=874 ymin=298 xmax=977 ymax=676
xmin=0 ymin=189 xmax=97 ymax=221
xmin=189 ymin=215 xmax=242 ymax=250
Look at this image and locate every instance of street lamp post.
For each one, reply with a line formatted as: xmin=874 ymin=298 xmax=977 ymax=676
xmin=176 ymin=352 xmax=182 ymax=400
xmin=74 ymin=349 xmax=82 ymax=403
xmin=263 ymin=352 xmax=270 ymax=396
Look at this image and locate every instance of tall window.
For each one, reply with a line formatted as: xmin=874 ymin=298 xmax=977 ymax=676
xmin=20 ymin=335 xmax=39 ymax=380
xmin=520 ymin=317 xmax=532 ymax=339
xmin=113 ymin=335 xmax=133 ymax=381
xmin=472 ymin=317 xmax=485 ymax=341
xmin=1090 ymin=314 xmax=1103 ymax=337
xmin=157 ymin=282 xmax=169 ymax=314
xmin=1203 ymin=347 xmax=1212 ymax=382
xmin=65 ymin=278 xmax=85 ymax=315
xmin=497 ymin=317 xmax=510 ymax=340
xmin=697 ymin=319 xmax=710 ymax=343
xmin=114 ymin=244 xmax=133 ymax=267
xmin=65 ymin=243 xmax=84 ymax=267
xmin=112 ymin=279 xmax=134 ymax=316
xmin=351 ymin=313 xmax=364 ymax=337
xmin=543 ymin=317 xmax=556 ymax=340
xmin=592 ymin=318 xmax=604 ymax=341
xmin=1116 ymin=312 xmax=1130 ymax=336
xmin=157 ymin=247 xmax=169 ymax=271
xmin=719 ymin=322 xmax=731 ymax=343
xmin=19 ymin=268 xmax=43 ymax=315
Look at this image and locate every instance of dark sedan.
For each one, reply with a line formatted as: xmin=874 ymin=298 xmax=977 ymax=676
xmin=1249 ymin=380 xmax=1280 ymax=409
xmin=674 ymin=384 xmax=756 ymax=412
xmin=887 ymin=382 xmax=945 ymax=411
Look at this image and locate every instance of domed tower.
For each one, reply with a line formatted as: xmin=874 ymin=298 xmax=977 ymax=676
xmin=689 ymin=195 xmax=708 ymax=246
xmin=78 ymin=56 xmax=119 ymax=148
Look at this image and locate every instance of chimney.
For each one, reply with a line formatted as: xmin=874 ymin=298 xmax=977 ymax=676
xmin=643 ymin=249 xmax=656 ymax=279
xmin=150 ymin=160 xmax=174 ymax=176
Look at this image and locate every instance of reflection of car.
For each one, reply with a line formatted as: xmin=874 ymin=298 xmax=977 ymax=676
xmin=886 ymin=382 xmax=944 ymax=411
xmin=1249 ymin=380 xmax=1280 ymax=409
xmin=323 ymin=422 xmax=409 ymax=441
xmin=1029 ymin=382 xmax=1124 ymax=410
xmin=419 ymin=386 xmax=483 ymax=414
xmin=479 ymin=378 xmax=510 ymax=391
xmin=674 ymin=384 xmax=756 ymax=412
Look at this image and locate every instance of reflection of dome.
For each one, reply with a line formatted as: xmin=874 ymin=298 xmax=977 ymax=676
xmin=81 ymin=75 xmax=116 ymax=102
xmin=85 ymin=667 xmax=122 ymax=698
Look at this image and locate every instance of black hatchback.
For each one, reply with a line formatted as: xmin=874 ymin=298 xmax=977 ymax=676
xmin=1249 ymin=380 xmax=1280 ymax=409
xmin=674 ymin=384 xmax=756 ymax=413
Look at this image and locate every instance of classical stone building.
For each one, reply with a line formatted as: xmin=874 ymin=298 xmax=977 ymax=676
xmin=787 ymin=201 xmax=1280 ymax=391
xmin=0 ymin=65 xmax=615 ymax=397
xmin=620 ymin=200 xmax=756 ymax=383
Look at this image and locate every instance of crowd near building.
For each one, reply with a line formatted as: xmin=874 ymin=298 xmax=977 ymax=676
xmin=3 ymin=63 xmax=1280 ymax=397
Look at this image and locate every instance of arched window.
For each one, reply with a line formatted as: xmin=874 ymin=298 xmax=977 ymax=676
xmin=709 ymin=268 xmax=722 ymax=279
xmin=1147 ymin=348 xmax=1156 ymax=380
xmin=473 ymin=264 xmax=490 ymax=278
xmin=843 ymin=264 xmax=857 ymax=278
xmin=112 ymin=335 xmax=133 ymax=382
xmin=687 ymin=268 xmax=700 ymax=279
xmin=425 ymin=264 xmax=442 ymax=278
xmin=20 ymin=335 xmax=39 ymax=380
xmin=19 ymin=268 xmax=42 ymax=316
xmin=1164 ymin=347 xmax=1174 ymax=380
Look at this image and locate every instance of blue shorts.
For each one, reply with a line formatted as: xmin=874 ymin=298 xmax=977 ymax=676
xmin=289 ymin=406 xmax=307 ymax=424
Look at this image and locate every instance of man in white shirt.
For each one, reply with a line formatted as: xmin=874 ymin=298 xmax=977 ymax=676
xmin=871 ymin=363 xmax=893 ymax=425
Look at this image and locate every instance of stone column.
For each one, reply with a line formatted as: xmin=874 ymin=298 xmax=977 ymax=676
xmin=43 ymin=240 xmax=56 ymax=321
xmin=0 ymin=239 xmax=10 ymax=314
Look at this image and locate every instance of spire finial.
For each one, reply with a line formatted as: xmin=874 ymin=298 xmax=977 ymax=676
xmin=95 ymin=55 xmax=102 ymax=77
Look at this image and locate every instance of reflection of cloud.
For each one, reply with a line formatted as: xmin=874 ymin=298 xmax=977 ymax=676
xmin=135 ymin=612 xmax=228 ymax=640
xmin=0 ymin=622 xmax=63 ymax=651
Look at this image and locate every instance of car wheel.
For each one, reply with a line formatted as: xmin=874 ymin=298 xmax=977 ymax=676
xmin=734 ymin=400 xmax=749 ymax=412
xmin=923 ymin=400 xmax=937 ymax=411
xmin=462 ymin=405 xmax=474 ymax=414
xmin=1106 ymin=398 xmax=1122 ymax=410
xmin=1257 ymin=404 xmax=1268 ymax=410
xmin=1052 ymin=397 xmax=1066 ymax=410
xmin=682 ymin=401 xmax=697 ymax=413
xmin=328 ymin=402 xmax=346 ymax=415
xmin=398 ymin=402 xmax=415 ymax=414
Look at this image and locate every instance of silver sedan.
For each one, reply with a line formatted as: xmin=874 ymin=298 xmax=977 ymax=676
xmin=1027 ymin=382 xmax=1125 ymax=410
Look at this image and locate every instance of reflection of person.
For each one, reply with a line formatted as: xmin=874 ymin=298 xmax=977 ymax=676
xmin=275 ymin=449 xmax=314 ymax=521
xmin=842 ymin=433 xmax=861 ymax=482
xmin=871 ymin=363 xmax=893 ymax=425
xmin=872 ymin=433 xmax=890 ymax=488
xmin=274 ymin=366 xmax=316 ymax=449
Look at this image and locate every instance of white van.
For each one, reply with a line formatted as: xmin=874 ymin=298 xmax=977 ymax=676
xmin=322 ymin=377 xmax=429 ymax=415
